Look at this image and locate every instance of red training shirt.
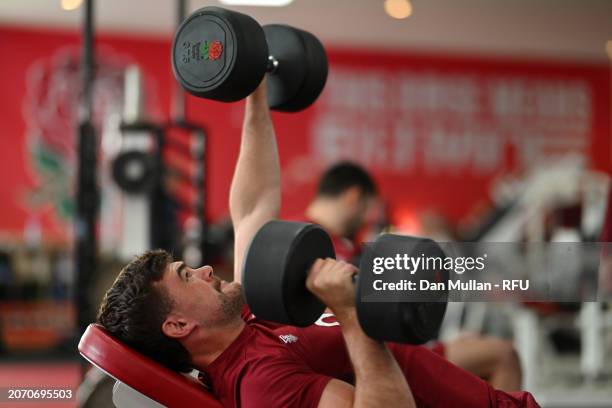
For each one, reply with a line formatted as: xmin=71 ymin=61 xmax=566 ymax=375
xmin=202 ymin=306 xmax=540 ymax=408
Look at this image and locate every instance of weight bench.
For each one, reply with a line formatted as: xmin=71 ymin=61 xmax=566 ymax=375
xmin=78 ymin=324 xmax=222 ymax=408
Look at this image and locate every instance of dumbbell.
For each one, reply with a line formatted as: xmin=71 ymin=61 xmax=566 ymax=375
xmin=172 ymin=7 xmax=328 ymax=112
xmin=242 ymin=220 xmax=449 ymax=344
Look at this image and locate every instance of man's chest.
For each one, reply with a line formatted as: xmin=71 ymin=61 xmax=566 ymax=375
xmin=264 ymin=313 xmax=352 ymax=379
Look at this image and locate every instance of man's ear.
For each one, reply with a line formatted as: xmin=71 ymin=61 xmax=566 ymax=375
xmin=162 ymin=314 xmax=196 ymax=339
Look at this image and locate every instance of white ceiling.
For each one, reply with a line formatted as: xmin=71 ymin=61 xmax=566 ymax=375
xmin=1 ymin=0 xmax=612 ymax=61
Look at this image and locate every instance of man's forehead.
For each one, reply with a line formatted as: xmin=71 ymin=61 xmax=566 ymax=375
xmin=157 ymin=261 xmax=182 ymax=293
xmin=169 ymin=261 xmax=184 ymax=274
xmin=160 ymin=261 xmax=181 ymax=281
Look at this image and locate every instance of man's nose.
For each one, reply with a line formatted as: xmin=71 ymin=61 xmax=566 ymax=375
xmin=195 ymin=265 xmax=214 ymax=280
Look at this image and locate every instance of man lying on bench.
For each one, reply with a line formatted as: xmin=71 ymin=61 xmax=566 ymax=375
xmin=95 ymin=78 xmax=540 ymax=408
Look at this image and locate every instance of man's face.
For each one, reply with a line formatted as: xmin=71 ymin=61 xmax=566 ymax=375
xmin=344 ymin=192 xmax=374 ymax=239
xmin=159 ymin=261 xmax=243 ymax=333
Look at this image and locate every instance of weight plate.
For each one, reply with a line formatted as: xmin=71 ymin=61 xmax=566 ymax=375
xmin=242 ymin=221 xmax=335 ymax=327
xmin=356 ymin=234 xmax=448 ymax=344
xmin=112 ymin=150 xmax=157 ymax=195
xmin=276 ymin=27 xmax=328 ymax=112
xmin=263 ymin=25 xmax=308 ymax=109
xmin=172 ymin=7 xmax=268 ymax=102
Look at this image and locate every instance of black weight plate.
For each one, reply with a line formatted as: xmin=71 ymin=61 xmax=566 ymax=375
xmin=172 ymin=7 xmax=268 ymax=102
xmin=272 ymin=27 xmax=328 ymax=112
xmin=263 ymin=25 xmax=308 ymax=110
xmin=112 ymin=150 xmax=157 ymax=195
xmin=398 ymin=238 xmax=448 ymax=343
xmin=242 ymin=221 xmax=335 ymax=326
xmin=401 ymin=300 xmax=448 ymax=344
xmin=356 ymin=234 xmax=448 ymax=344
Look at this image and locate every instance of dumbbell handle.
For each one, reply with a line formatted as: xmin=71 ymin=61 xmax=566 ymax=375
xmin=266 ymin=55 xmax=279 ymax=74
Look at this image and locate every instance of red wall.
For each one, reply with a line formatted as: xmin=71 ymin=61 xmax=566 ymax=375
xmin=0 ymin=26 xmax=609 ymax=241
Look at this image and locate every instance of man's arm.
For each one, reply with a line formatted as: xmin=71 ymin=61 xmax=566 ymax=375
xmin=229 ymin=78 xmax=280 ymax=283
xmin=307 ymin=259 xmax=416 ymax=408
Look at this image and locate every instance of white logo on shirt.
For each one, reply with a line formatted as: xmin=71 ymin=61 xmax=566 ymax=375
xmin=279 ymin=334 xmax=299 ymax=344
xmin=315 ymin=313 xmax=340 ymax=327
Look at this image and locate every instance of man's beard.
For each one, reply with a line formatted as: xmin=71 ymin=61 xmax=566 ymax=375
xmin=217 ymin=284 xmax=245 ymax=325
xmin=203 ymin=286 xmax=245 ymax=326
xmin=344 ymin=218 xmax=362 ymax=240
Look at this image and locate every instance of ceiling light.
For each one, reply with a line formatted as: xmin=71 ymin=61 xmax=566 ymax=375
xmin=219 ymin=0 xmax=294 ymax=6
xmin=61 ymin=0 xmax=82 ymax=11
xmin=384 ymin=0 xmax=412 ymax=20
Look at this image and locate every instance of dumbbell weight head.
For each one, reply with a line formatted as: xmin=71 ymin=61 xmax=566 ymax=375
xmin=263 ymin=25 xmax=328 ymax=112
xmin=172 ymin=7 xmax=328 ymax=111
xmin=356 ymin=234 xmax=448 ymax=344
xmin=172 ymin=7 xmax=268 ymax=103
xmin=242 ymin=220 xmax=335 ymax=326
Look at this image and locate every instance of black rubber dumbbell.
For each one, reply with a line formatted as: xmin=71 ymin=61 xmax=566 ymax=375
xmin=172 ymin=7 xmax=328 ymax=112
xmin=242 ymin=220 xmax=449 ymax=344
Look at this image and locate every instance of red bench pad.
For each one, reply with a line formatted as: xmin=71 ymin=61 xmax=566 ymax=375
xmin=79 ymin=324 xmax=222 ymax=408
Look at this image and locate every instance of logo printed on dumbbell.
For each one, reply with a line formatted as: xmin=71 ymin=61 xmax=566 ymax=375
xmin=194 ymin=40 xmax=223 ymax=61
xmin=206 ymin=40 xmax=223 ymax=60
xmin=181 ymin=40 xmax=223 ymax=64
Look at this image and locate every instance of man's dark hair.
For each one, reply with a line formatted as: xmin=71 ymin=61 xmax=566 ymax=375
xmin=316 ymin=161 xmax=377 ymax=198
xmin=97 ymin=249 xmax=192 ymax=372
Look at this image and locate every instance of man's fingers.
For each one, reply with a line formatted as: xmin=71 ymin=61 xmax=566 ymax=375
xmin=306 ymin=258 xmax=330 ymax=290
xmin=316 ymin=260 xmax=353 ymax=287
